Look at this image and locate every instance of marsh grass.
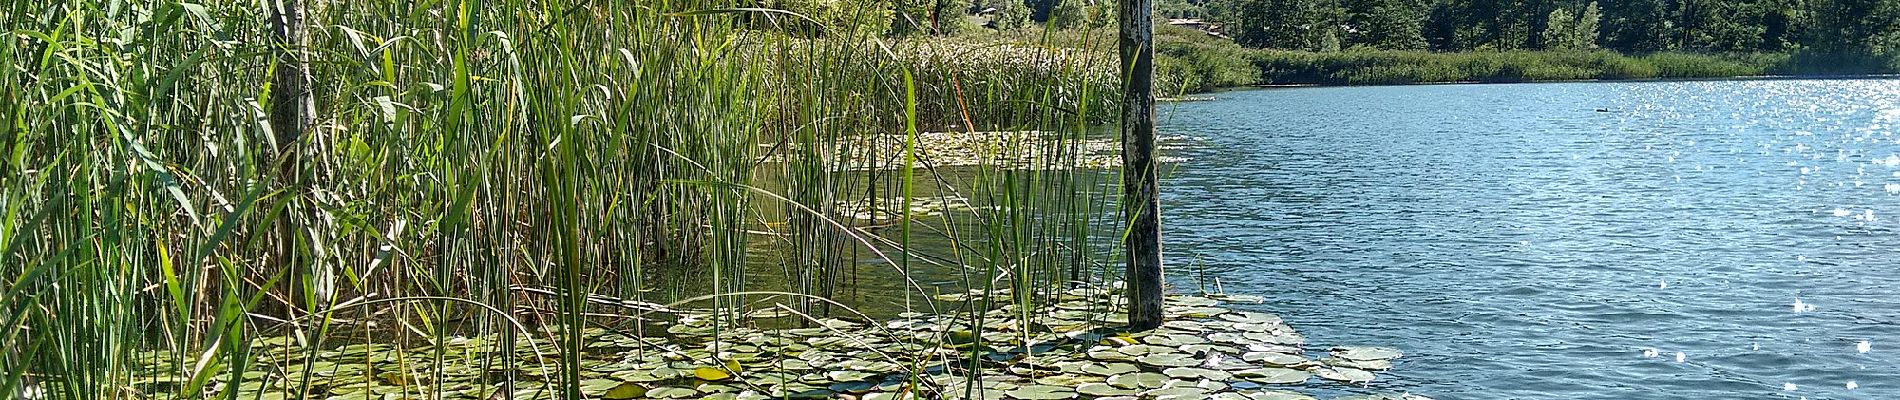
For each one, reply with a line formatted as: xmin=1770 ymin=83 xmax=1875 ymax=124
xmin=2 ymin=1 xmax=1130 ymax=399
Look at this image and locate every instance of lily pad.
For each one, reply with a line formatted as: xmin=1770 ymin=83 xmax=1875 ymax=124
xmin=1162 ymin=367 xmax=1232 ymax=380
xmin=1137 ymin=353 xmax=1198 ymax=368
xmin=696 ymin=367 xmax=733 ymax=381
xmin=1143 ymin=386 xmax=1211 ymax=400
xmin=1312 ymin=366 xmax=1377 ymax=383
xmin=1005 ymin=385 xmax=1076 ymax=400
xmin=1237 ymin=368 xmax=1310 ymax=385
xmin=1242 ymin=352 xmax=1306 ymax=366
xmin=1106 ymin=372 xmax=1171 ymax=390
xmin=1077 ymin=382 xmax=1137 ymax=397
xmin=647 ymin=386 xmax=700 ymax=399
xmin=1331 ymin=346 xmax=1403 ymax=361
xmin=1234 ymin=389 xmax=1320 ymax=400
xmin=1081 ymin=362 xmax=1140 ymax=376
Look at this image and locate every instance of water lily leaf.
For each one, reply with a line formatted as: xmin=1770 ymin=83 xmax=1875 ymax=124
xmin=1331 ymin=346 xmax=1403 ymax=361
xmin=1162 ymin=367 xmax=1231 ymax=380
xmin=1312 ymin=366 xmax=1376 ymax=383
xmin=1323 ymin=357 xmax=1393 ymax=371
xmin=1077 ymin=382 xmax=1136 ymax=397
xmin=1032 ymin=374 xmax=1095 ymax=386
xmin=1106 ymin=372 xmax=1171 ymax=389
xmin=1004 ymin=385 xmax=1076 ymax=400
xmin=1242 ymin=352 xmax=1305 ymax=366
xmin=826 ymin=370 xmax=877 ymax=382
xmin=1081 ymin=362 xmax=1140 ymax=376
xmin=648 ymin=386 xmax=700 ymax=399
xmin=1234 ymin=389 xmax=1320 ymax=400
xmin=603 ymin=382 xmax=648 ymax=399
xmin=1143 ymin=386 xmax=1210 ymax=400
xmin=696 ymin=367 xmax=733 ymax=381
xmin=1138 ymin=353 xmax=1198 ymax=368
xmin=939 ymin=387 xmax=1008 ymax=400
xmin=1236 ymin=368 xmax=1310 ymax=385
xmin=830 ymin=381 xmax=877 ymax=393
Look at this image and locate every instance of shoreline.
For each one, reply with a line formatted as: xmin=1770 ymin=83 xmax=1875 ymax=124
xmin=1239 ymin=73 xmax=1900 ymax=90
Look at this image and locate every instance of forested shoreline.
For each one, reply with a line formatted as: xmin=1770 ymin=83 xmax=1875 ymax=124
xmin=755 ymin=0 xmax=1900 ymax=90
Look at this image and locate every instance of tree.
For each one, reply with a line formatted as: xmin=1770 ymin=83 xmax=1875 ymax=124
xmin=992 ymin=0 xmax=1031 ymax=30
xmin=1576 ymin=1 xmax=1601 ymax=48
xmin=1233 ymin=0 xmax=1343 ymax=51
xmin=1541 ymin=7 xmax=1573 ymax=48
xmin=1603 ymin=0 xmax=1672 ymax=51
xmin=1346 ymin=0 xmax=1428 ymax=50
xmin=1118 ymin=0 xmax=1164 ymax=331
xmin=1051 ymin=0 xmax=1088 ymax=29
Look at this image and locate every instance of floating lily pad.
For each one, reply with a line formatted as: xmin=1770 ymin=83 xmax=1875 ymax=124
xmin=1005 ymin=385 xmax=1076 ymax=400
xmin=1312 ymin=366 xmax=1377 ymax=383
xmin=1242 ymin=352 xmax=1306 ymax=366
xmin=1234 ymin=389 xmax=1320 ymax=400
xmin=1163 ymin=367 xmax=1232 ymax=380
xmin=696 ymin=367 xmax=733 ymax=381
xmin=1144 ymin=386 xmax=1211 ymax=399
xmin=1324 ymin=357 xmax=1394 ymax=371
xmin=1077 ymin=382 xmax=1137 ymax=397
xmin=1033 ymin=374 xmax=1095 ymax=386
xmin=1081 ymin=362 xmax=1140 ymax=376
xmin=1237 ymin=368 xmax=1310 ymax=385
xmin=1138 ymin=353 xmax=1199 ymax=368
xmin=1331 ymin=346 xmax=1403 ymax=361
xmin=1106 ymin=372 xmax=1171 ymax=389
xmin=647 ymin=386 xmax=700 ymax=399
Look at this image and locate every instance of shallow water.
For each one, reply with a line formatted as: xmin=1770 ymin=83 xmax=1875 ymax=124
xmin=1157 ymin=79 xmax=1900 ymax=400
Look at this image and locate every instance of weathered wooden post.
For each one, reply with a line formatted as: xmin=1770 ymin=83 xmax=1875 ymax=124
xmin=1118 ymin=0 xmax=1163 ymax=331
xmin=268 ymin=0 xmax=313 ymax=317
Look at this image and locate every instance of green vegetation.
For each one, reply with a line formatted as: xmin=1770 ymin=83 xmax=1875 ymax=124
xmin=1146 ymin=0 xmax=1900 ymax=88
xmin=0 ymin=0 xmax=1160 ymax=399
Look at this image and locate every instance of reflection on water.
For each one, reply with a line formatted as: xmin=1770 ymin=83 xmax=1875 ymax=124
xmin=1158 ymin=79 xmax=1900 ymax=399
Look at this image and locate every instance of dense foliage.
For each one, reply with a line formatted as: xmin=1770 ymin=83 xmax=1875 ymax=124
xmin=1189 ymin=0 xmax=1900 ymax=66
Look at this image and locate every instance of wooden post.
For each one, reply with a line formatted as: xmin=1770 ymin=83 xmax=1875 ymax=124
xmin=268 ymin=0 xmax=313 ymax=318
xmin=1118 ymin=0 xmax=1163 ymax=331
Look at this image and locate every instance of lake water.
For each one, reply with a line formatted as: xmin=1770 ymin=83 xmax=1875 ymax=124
xmin=1157 ymin=79 xmax=1900 ymax=399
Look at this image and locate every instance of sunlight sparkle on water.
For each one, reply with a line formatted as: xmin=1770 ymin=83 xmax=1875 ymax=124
xmin=1784 ymin=382 xmax=1798 ymax=391
xmin=1858 ymin=340 xmax=1871 ymax=353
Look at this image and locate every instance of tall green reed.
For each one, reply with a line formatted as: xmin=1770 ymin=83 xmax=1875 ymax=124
xmin=1 ymin=1 xmax=1132 ymax=398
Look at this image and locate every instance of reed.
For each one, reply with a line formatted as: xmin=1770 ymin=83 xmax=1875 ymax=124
xmin=1 ymin=1 xmax=1128 ymax=399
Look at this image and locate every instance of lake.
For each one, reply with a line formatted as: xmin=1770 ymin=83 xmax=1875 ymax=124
xmin=1157 ymin=79 xmax=1900 ymax=399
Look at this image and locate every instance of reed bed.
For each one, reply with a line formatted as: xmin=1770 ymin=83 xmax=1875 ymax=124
xmin=1 ymin=1 xmax=1131 ymax=399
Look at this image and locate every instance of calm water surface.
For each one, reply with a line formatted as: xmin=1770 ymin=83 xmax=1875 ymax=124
xmin=1157 ymin=80 xmax=1900 ymax=399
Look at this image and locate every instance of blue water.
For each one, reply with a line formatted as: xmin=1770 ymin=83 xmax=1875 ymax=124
xmin=1157 ymin=80 xmax=1900 ymax=399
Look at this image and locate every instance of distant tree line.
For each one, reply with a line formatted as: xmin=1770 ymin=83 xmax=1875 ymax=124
xmin=1170 ymin=0 xmax=1900 ymax=57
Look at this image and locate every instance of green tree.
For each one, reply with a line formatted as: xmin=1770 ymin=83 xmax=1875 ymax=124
xmin=1576 ymin=1 xmax=1601 ymax=48
xmin=1346 ymin=0 xmax=1428 ymax=50
xmin=1541 ymin=7 xmax=1574 ymax=48
xmin=991 ymin=0 xmax=1031 ymax=30
xmin=1603 ymin=0 xmax=1672 ymax=51
xmin=1234 ymin=0 xmax=1343 ymax=51
xmin=1050 ymin=0 xmax=1087 ymax=29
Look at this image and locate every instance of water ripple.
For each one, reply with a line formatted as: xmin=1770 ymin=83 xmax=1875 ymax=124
xmin=1159 ymin=79 xmax=1900 ymax=399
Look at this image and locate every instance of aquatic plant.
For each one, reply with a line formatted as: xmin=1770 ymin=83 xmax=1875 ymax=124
xmin=0 ymin=0 xmax=1160 ymax=398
